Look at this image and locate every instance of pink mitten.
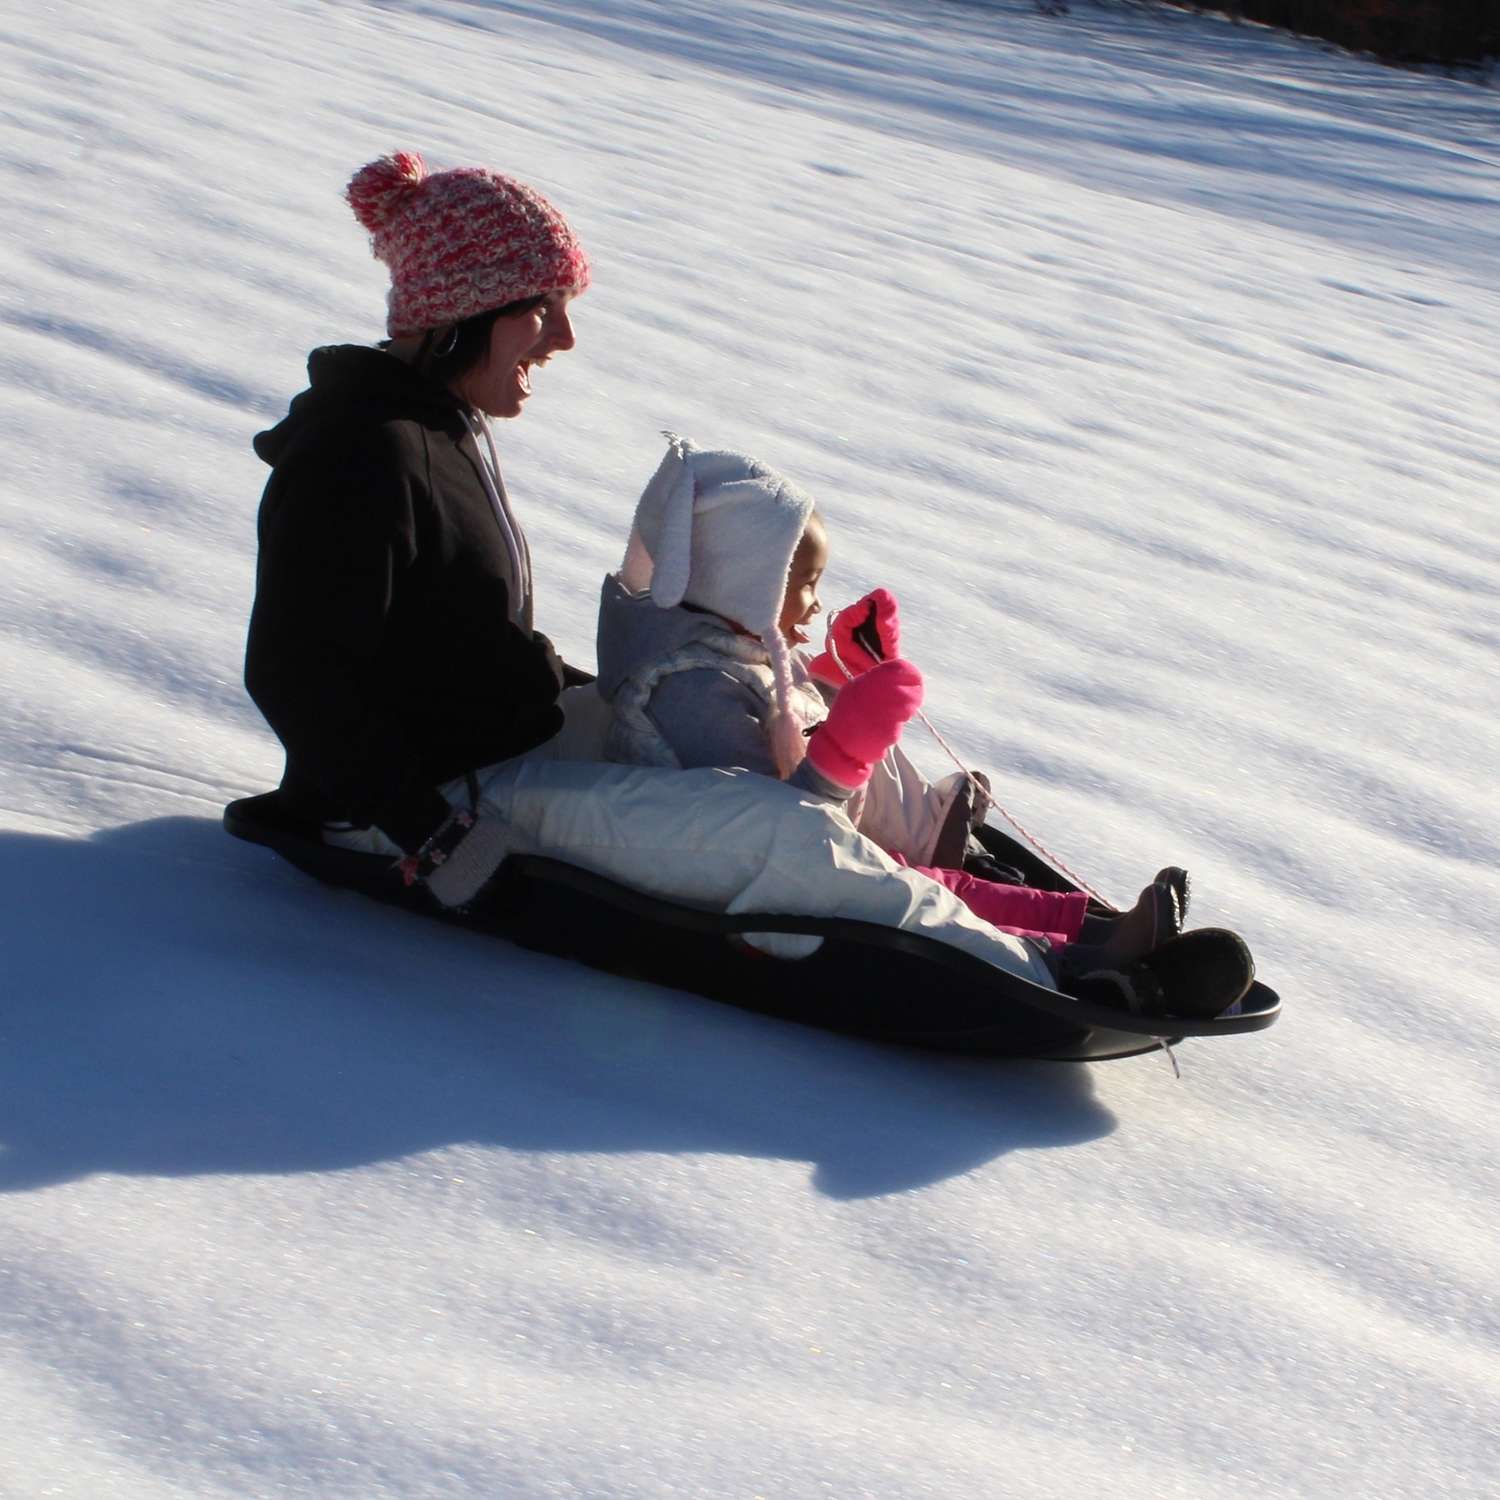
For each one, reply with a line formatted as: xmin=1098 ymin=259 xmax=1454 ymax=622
xmin=807 ymin=588 xmax=901 ymax=685
xmin=805 ymin=658 xmax=924 ymax=791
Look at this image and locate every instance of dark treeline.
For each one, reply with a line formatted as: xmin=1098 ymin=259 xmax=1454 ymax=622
xmin=1175 ymin=1 xmax=1499 ymax=66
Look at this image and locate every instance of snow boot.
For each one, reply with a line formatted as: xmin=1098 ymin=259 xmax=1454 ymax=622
xmin=1058 ymin=876 xmax=1183 ymax=976
xmin=1153 ymin=866 xmax=1191 ymax=925
xmin=1068 ymin=928 xmax=1255 ymax=1020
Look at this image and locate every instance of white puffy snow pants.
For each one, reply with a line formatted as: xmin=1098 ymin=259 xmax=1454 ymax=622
xmin=456 ymin=752 xmax=1056 ymax=990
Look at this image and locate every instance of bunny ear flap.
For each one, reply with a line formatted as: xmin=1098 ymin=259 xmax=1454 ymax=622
xmin=631 ymin=431 xmax=699 ymax=609
xmin=620 ymin=433 xmax=688 ymax=594
xmin=617 ymin=527 xmax=655 ymax=596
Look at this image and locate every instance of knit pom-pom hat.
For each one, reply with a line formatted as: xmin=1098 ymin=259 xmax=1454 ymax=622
xmin=620 ymin=433 xmax=817 ymax=779
xmin=346 ymin=150 xmax=591 ymax=338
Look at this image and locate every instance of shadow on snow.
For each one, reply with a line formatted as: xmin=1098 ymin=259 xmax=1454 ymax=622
xmin=0 ymin=817 xmax=1117 ymax=1200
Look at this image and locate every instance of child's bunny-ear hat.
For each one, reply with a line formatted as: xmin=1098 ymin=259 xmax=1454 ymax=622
xmin=620 ymin=433 xmax=817 ymax=779
xmin=620 ymin=433 xmax=815 ymax=632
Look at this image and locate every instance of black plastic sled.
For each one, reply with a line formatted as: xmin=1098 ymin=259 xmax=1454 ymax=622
xmin=223 ymin=791 xmax=1280 ymax=1063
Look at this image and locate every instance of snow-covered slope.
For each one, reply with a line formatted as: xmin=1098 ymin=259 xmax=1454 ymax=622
xmin=2 ymin=2 xmax=1497 ymax=1495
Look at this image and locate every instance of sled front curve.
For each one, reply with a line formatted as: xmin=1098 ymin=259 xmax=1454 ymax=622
xmin=223 ymin=792 xmax=1280 ymax=1064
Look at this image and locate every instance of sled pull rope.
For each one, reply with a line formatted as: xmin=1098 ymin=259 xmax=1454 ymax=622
xmin=825 ymin=606 xmax=1116 ymax=910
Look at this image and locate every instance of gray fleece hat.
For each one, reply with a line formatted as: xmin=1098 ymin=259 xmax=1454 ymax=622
xmin=619 ymin=433 xmax=815 ymax=634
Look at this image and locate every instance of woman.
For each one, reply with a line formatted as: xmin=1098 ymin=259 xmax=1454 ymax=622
xmin=241 ymin=152 xmax=1235 ymax=1017
xmin=246 ymin=150 xmax=590 ymax=892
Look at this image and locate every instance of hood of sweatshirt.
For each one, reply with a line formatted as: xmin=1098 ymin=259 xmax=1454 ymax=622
xmin=253 ymin=344 xmax=467 ymax=468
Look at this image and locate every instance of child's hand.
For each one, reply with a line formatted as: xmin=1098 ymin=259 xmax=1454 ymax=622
xmin=805 ymin=658 xmax=924 ymax=792
xmin=807 ymin=588 xmax=901 ymax=685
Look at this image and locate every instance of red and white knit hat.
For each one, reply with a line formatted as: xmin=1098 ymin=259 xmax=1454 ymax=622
xmin=346 ymin=151 xmax=591 ymax=338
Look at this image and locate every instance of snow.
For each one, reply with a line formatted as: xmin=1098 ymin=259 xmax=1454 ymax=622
xmin=2 ymin=0 xmax=1498 ymax=1495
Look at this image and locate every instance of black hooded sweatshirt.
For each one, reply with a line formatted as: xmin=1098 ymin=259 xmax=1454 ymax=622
xmin=245 ymin=345 xmax=565 ymax=854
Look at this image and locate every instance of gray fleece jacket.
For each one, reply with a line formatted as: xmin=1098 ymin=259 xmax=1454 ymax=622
xmin=594 ymin=575 xmax=848 ymax=801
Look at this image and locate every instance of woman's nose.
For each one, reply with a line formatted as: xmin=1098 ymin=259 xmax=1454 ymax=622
xmin=547 ymin=305 xmax=576 ymax=352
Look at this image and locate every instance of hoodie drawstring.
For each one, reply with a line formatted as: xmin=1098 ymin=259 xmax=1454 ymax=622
xmin=466 ymin=410 xmax=534 ymax=632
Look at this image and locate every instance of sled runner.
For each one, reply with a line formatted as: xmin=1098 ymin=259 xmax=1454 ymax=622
xmin=223 ymin=791 xmax=1279 ymax=1063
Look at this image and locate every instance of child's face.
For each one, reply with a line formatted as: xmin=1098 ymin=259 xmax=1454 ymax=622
xmin=779 ymin=516 xmax=828 ymax=645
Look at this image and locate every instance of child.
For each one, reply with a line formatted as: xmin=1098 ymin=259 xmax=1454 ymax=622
xmin=595 ymin=434 xmax=1253 ymax=1015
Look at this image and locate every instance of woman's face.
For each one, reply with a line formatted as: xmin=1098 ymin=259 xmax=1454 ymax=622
xmin=779 ymin=516 xmax=828 ymax=646
xmin=456 ymin=288 xmax=580 ymax=418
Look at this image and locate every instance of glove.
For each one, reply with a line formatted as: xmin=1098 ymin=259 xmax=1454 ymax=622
xmin=805 ymin=658 xmax=924 ymax=791
xmin=396 ymin=807 xmax=513 ymax=910
xmin=807 ymin=588 xmax=900 ymax=685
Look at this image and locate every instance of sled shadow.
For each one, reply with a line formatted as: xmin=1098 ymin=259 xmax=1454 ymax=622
xmin=0 ymin=818 xmax=1119 ymax=1201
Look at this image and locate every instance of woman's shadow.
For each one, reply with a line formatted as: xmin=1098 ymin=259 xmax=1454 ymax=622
xmin=0 ymin=817 xmax=1119 ymax=1200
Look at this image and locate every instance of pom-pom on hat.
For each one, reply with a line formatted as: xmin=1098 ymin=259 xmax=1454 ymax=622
xmin=620 ymin=433 xmax=818 ymax=778
xmin=346 ymin=151 xmax=590 ymax=338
